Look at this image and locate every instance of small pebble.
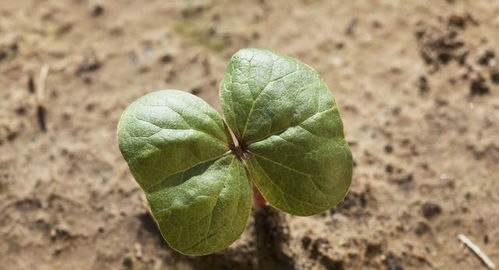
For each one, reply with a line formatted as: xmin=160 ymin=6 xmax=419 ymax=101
xmin=421 ymin=202 xmax=442 ymax=219
xmin=92 ymin=4 xmax=104 ymax=17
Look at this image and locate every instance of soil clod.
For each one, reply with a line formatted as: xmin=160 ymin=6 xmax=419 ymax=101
xmin=92 ymin=4 xmax=104 ymax=17
xmin=421 ymin=202 xmax=442 ymax=219
xmin=384 ymin=252 xmax=404 ymax=270
xmin=470 ymin=78 xmax=490 ymax=96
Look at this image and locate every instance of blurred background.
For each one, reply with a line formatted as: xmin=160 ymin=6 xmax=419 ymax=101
xmin=1 ymin=0 xmax=498 ymax=269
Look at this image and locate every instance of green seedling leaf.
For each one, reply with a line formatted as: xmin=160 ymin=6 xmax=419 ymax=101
xmin=221 ymin=49 xmax=352 ymax=216
xmin=147 ymin=155 xmax=251 ymax=256
xmin=117 ymin=48 xmax=352 ymax=255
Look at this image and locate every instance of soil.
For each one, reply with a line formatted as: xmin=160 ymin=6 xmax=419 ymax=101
xmin=1 ymin=0 xmax=499 ymax=269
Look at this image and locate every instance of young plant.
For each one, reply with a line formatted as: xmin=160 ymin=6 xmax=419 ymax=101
xmin=117 ymin=48 xmax=353 ymax=256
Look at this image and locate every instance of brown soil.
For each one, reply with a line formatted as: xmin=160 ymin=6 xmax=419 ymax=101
xmin=1 ymin=0 xmax=499 ymax=269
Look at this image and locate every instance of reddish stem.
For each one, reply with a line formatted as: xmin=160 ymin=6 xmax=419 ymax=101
xmin=252 ymin=186 xmax=266 ymax=210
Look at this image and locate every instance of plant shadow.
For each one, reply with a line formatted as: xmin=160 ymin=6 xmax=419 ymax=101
xmin=137 ymin=211 xmax=255 ymax=270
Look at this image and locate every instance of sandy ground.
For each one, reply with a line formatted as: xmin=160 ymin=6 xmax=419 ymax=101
xmin=1 ymin=0 xmax=499 ymax=269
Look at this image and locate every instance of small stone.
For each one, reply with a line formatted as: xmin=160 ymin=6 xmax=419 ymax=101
xmin=477 ymin=50 xmax=495 ymax=66
xmin=122 ymin=256 xmax=133 ymax=269
xmin=384 ymin=144 xmax=394 ymax=154
xmin=421 ymin=202 xmax=442 ymax=219
xmin=92 ymin=4 xmax=104 ymax=17
xmin=14 ymin=106 xmax=26 ymax=115
xmin=418 ymin=75 xmax=429 ymax=94
xmin=385 ymin=164 xmax=394 ymax=174
xmin=470 ymin=78 xmax=490 ymax=96
xmin=160 ymin=54 xmax=173 ymax=64
xmin=384 ymin=252 xmax=404 ymax=270
xmin=301 ymin=236 xmax=312 ymax=250
xmin=330 ymin=56 xmax=343 ymax=66
xmin=365 ymin=243 xmax=383 ymax=258
xmin=53 ymin=247 xmax=63 ymax=256
xmin=413 ymin=221 xmax=430 ymax=235
xmin=490 ymin=71 xmax=499 ymax=85
xmin=310 ymin=238 xmax=329 ymax=259
xmin=0 ymin=50 xmax=7 ymax=61
xmin=190 ymin=87 xmax=201 ymax=95
xmin=448 ymin=15 xmax=466 ymax=28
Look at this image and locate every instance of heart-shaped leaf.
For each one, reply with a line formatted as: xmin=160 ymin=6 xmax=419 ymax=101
xmin=117 ymin=48 xmax=352 ymax=255
xmin=118 ymin=90 xmax=231 ymax=189
xmin=118 ymin=90 xmax=252 ymax=255
xmin=146 ymin=155 xmax=251 ymax=256
xmin=221 ymin=49 xmax=352 ymax=216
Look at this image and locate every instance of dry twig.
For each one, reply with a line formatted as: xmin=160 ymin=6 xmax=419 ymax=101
xmin=458 ymin=233 xmax=496 ymax=269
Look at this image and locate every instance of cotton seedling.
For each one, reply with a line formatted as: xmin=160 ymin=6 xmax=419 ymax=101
xmin=117 ymin=48 xmax=352 ymax=255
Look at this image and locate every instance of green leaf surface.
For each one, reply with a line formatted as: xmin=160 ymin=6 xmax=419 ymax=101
xmin=117 ymin=90 xmax=231 ymax=190
xmin=117 ymin=48 xmax=353 ymax=255
xmin=221 ymin=48 xmax=352 ymax=216
xmin=147 ymin=155 xmax=251 ymax=256
xmin=118 ymin=90 xmax=252 ymax=256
